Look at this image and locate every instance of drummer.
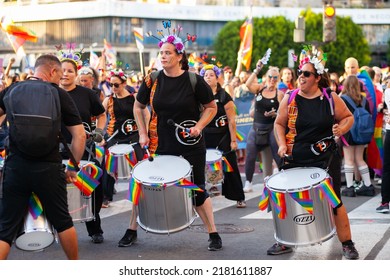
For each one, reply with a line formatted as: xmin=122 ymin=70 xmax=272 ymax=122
xmin=100 ymin=68 xmax=149 ymax=246
xmin=133 ymin=22 xmax=223 ymax=251
xmin=200 ymin=64 xmax=246 ymax=208
xmin=272 ymin=46 xmax=359 ymax=259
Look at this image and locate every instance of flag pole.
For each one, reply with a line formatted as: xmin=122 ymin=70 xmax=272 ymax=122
xmin=139 ymin=51 xmax=145 ymax=77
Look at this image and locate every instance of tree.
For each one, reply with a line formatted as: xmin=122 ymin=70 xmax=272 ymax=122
xmin=214 ymin=10 xmax=371 ymax=76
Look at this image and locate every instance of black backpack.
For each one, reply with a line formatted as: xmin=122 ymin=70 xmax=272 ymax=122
xmin=4 ymin=79 xmax=61 ymax=158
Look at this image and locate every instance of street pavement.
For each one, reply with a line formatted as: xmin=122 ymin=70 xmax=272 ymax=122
xmin=6 ymin=169 xmax=390 ymax=261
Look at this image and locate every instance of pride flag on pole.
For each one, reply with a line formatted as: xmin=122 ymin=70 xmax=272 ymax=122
xmin=89 ymin=48 xmax=99 ymax=69
xmin=237 ymin=16 xmax=253 ymax=71
xmin=133 ymin=27 xmax=144 ymax=52
xmin=103 ymin=39 xmax=117 ymax=68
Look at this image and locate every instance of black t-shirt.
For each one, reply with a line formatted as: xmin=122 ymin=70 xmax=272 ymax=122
xmin=205 ymin=88 xmax=232 ymax=131
xmin=0 ymin=82 xmax=82 ymax=162
xmin=109 ymin=94 xmax=138 ymax=141
xmin=62 ymin=85 xmax=105 ymax=143
xmin=137 ymin=71 xmax=214 ymax=156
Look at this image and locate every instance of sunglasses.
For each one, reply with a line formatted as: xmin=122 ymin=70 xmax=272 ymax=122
xmin=268 ymin=75 xmax=278 ymax=80
xmin=298 ymin=69 xmax=316 ymax=78
xmin=109 ymin=83 xmax=121 ymax=88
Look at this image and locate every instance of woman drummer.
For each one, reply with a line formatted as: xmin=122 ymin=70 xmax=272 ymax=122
xmin=271 ymin=46 xmax=359 ymax=259
xmin=200 ymin=64 xmax=246 ymax=208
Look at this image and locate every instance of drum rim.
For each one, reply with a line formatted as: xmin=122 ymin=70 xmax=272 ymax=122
xmin=108 ymin=143 xmax=135 ymax=155
xmin=131 ymin=155 xmax=192 ymax=186
xmin=205 ymin=148 xmax=223 ymax=163
xmin=266 ymin=167 xmax=329 ymax=193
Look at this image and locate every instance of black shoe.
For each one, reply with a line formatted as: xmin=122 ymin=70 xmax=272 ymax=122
xmin=356 ymin=184 xmax=375 ymax=196
xmin=341 ymin=187 xmax=356 ymax=197
xmin=208 ymin=236 xmax=222 ymax=251
xmin=91 ymin=233 xmax=104 ymax=244
xmin=267 ymin=243 xmax=293 ymax=255
xmin=342 ymin=242 xmax=359 ymax=260
xmin=118 ymin=229 xmax=137 ymax=247
xmin=376 ymin=203 xmax=390 ymax=213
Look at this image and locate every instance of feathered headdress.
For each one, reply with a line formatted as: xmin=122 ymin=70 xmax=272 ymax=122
xmin=146 ymin=20 xmax=196 ymax=54
xmin=297 ymin=44 xmax=328 ymax=75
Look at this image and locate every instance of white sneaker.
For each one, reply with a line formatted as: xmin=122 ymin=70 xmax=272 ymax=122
xmin=243 ymin=181 xmax=253 ymax=193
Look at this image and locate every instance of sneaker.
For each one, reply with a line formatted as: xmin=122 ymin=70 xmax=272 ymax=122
xmin=376 ymin=203 xmax=390 ymax=213
xmin=342 ymin=243 xmax=359 ymax=260
xmin=267 ymin=243 xmax=293 ymax=255
xmin=208 ymin=236 xmax=222 ymax=251
xmin=243 ymin=181 xmax=253 ymax=193
xmin=236 ymin=200 xmax=246 ymax=208
xmin=102 ymin=199 xmax=110 ymax=208
xmin=353 ymin=180 xmax=363 ymax=189
xmin=118 ymin=229 xmax=137 ymax=247
xmin=91 ymin=233 xmax=104 ymax=244
xmin=341 ymin=187 xmax=356 ymax=197
xmin=356 ymin=184 xmax=375 ymax=196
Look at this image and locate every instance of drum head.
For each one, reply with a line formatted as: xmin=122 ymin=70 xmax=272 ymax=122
xmin=266 ymin=167 xmax=328 ymax=192
xmin=206 ymin=149 xmax=222 ymax=163
xmin=109 ymin=144 xmax=134 ymax=155
xmin=132 ymin=155 xmax=191 ymax=185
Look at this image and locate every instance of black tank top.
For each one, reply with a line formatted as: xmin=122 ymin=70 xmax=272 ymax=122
xmin=253 ymin=88 xmax=279 ymax=124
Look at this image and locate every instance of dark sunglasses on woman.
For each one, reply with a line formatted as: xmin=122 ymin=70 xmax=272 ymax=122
xmin=109 ymin=83 xmax=121 ymax=88
xmin=297 ymin=69 xmax=316 ymax=78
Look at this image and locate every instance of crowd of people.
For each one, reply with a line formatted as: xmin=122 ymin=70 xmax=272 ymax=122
xmin=0 ymin=28 xmax=389 ymax=261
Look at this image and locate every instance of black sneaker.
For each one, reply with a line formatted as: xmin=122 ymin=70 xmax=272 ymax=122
xmin=356 ymin=184 xmax=375 ymax=196
xmin=91 ymin=233 xmax=104 ymax=244
xmin=342 ymin=243 xmax=359 ymax=259
xmin=376 ymin=203 xmax=390 ymax=213
xmin=208 ymin=236 xmax=222 ymax=251
xmin=118 ymin=229 xmax=137 ymax=247
xmin=341 ymin=187 xmax=356 ymax=197
xmin=267 ymin=243 xmax=293 ymax=255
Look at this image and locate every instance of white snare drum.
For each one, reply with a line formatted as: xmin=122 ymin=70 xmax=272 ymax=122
xmin=15 ymin=210 xmax=55 ymax=251
xmin=265 ymin=167 xmax=336 ymax=246
xmin=108 ymin=144 xmax=135 ymax=179
xmin=63 ymin=160 xmax=94 ymax=223
xmin=205 ymin=149 xmax=224 ymax=187
xmin=133 ymin=155 xmax=196 ymax=234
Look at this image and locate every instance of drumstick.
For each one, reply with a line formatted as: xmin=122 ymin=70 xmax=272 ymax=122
xmin=106 ymin=130 xmax=119 ymax=143
xmin=167 ymin=119 xmax=191 ymax=132
xmin=143 ymin=145 xmax=154 ymax=161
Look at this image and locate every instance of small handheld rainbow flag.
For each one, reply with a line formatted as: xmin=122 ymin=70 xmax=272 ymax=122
xmin=206 ymin=161 xmax=222 ymax=171
xmin=105 ymin=153 xmax=118 ymax=175
xmin=74 ymin=163 xmax=103 ymax=196
xmin=95 ymin=145 xmax=104 ymax=160
xmin=317 ymin=178 xmax=340 ymax=208
xmin=222 ymin=157 xmax=233 ymax=172
xmin=258 ymin=187 xmax=270 ymax=211
xmin=128 ymin=177 xmax=142 ymax=205
xmin=28 ymin=192 xmax=43 ymax=219
xmin=175 ymin=178 xmax=203 ymax=192
xmin=124 ymin=152 xmax=138 ymax=169
xmin=270 ymin=191 xmax=287 ymax=219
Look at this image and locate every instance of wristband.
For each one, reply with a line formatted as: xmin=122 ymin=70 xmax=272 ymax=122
xmin=253 ymin=68 xmax=260 ymax=75
xmin=67 ymin=160 xmax=79 ymax=172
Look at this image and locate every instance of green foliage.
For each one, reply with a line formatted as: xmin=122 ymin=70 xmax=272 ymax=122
xmin=214 ymin=9 xmax=371 ymax=76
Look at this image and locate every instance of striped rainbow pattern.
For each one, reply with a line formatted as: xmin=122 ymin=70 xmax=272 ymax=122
xmin=105 ymin=153 xmax=118 ymax=175
xmin=128 ymin=177 xmax=142 ymax=205
xmin=222 ymin=157 xmax=233 ymax=172
xmin=74 ymin=163 xmax=103 ymax=196
xmin=258 ymin=187 xmax=269 ymax=211
xmin=236 ymin=130 xmax=245 ymax=142
xmin=289 ymin=190 xmax=313 ymax=214
xmin=28 ymin=192 xmax=43 ymax=219
xmin=124 ymin=152 xmax=138 ymax=169
xmin=317 ymin=178 xmax=340 ymax=208
xmin=207 ymin=161 xmax=222 ymax=171
xmin=270 ymin=191 xmax=287 ymax=219
xmin=175 ymin=178 xmax=203 ymax=192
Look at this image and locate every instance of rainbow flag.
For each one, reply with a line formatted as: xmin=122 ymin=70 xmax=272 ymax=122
xmin=206 ymin=161 xmax=222 ymax=171
xmin=236 ymin=130 xmax=245 ymax=142
xmin=89 ymin=49 xmax=99 ymax=69
xmin=222 ymin=157 xmax=233 ymax=172
xmin=258 ymin=187 xmax=270 ymax=211
xmin=0 ymin=16 xmax=38 ymax=42
xmin=28 ymin=192 xmax=43 ymax=219
xmin=238 ymin=16 xmax=253 ymax=71
xmin=317 ymin=178 xmax=340 ymax=208
xmin=95 ymin=145 xmax=104 ymax=159
xmin=270 ymin=191 xmax=287 ymax=219
xmin=103 ymin=39 xmax=117 ymax=68
xmin=74 ymin=163 xmax=103 ymax=196
xmin=133 ymin=27 xmax=144 ymax=52
xmin=289 ymin=190 xmax=313 ymax=214
xmin=124 ymin=152 xmax=138 ymax=169
xmin=128 ymin=177 xmax=142 ymax=205
xmin=105 ymin=153 xmax=118 ymax=175
xmin=175 ymin=178 xmax=203 ymax=192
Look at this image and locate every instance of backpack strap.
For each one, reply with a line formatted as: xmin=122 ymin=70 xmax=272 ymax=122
xmin=342 ymin=95 xmax=357 ymax=110
xmin=151 ymin=70 xmax=197 ymax=93
xmin=287 ymin=89 xmax=300 ymax=105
